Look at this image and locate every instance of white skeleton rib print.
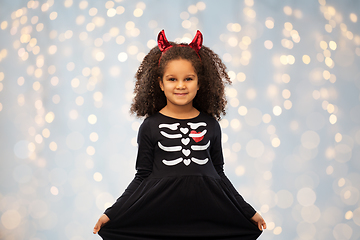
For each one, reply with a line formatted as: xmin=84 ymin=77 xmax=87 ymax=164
xmin=159 ymin=121 xmax=210 ymax=166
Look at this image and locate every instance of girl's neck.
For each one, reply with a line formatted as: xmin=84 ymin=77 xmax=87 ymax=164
xmin=159 ymin=105 xmax=199 ymax=119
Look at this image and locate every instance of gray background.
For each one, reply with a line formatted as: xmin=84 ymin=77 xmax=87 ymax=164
xmin=0 ymin=0 xmax=360 ymax=239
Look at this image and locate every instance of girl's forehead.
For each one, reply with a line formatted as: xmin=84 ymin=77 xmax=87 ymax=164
xmin=164 ymin=59 xmax=196 ymax=72
xmin=165 ymin=58 xmax=194 ymax=67
xmin=167 ymin=58 xmax=192 ymax=65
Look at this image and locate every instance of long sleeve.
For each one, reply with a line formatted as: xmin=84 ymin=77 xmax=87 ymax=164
xmin=104 ymin=118 xmax=154 ymax=220
xmin=211 ymin=120 xmax=257 ymax=219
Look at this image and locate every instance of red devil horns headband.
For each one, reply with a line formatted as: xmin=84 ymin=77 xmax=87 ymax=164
xmin=157 ymin=29 xmax=203 ymax=65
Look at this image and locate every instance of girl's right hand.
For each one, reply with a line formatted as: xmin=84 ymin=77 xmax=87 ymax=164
xmin=250 ymin=212 xmax=266 ymax=231
xmin=93 ymin=214 xmax=110 ymax=234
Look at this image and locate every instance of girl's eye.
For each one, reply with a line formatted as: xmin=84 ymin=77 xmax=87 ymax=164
xmin=168 ymin=78 xmax=176 ymax=81
xmin=185 ymin=78 xmax=193 ymax=81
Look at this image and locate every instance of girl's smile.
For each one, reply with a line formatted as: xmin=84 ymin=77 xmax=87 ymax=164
xmin=174 ymin=92 xmax=187 ymax=94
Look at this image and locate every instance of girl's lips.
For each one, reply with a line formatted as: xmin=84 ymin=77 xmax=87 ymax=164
xmin=174 ymin=93 xmax=187 ymax=96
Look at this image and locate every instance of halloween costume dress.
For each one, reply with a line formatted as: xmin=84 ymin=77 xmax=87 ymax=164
xmin=98 ymin=112 xmax=262 ymax=240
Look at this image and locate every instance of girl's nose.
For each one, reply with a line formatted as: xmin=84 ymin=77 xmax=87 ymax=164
xmin=176 ymin=80 xmax=185 ymax=89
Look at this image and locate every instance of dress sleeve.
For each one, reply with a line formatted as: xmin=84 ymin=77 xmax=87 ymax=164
xmin=104 ymin=118 xmax=154 ymax=220
xmin=211 ymin=120 xmax=257 ymax=219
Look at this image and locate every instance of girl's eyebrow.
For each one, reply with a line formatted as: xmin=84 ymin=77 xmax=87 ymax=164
xmin=165 ymin=73 xmax=196 ymax=77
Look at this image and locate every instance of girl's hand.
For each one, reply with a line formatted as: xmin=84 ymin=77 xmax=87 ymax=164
xmin=251 ymin=212 xmax=267 ymax=231
xmin=93 ymin=214 xmax=110 ymax=234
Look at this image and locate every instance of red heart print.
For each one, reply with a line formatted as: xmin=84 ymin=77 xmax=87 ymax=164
xmin=190 ymin=130 xmax=203 ymax=142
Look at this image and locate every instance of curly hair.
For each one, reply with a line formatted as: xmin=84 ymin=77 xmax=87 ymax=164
xmin=130 ymin=41 xmax=231 ymax=120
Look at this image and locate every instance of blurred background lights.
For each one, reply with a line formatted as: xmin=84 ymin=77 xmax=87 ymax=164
xmin=45 ymin=111 xmax=55 ymax=123
xmin=265 ymin=221 xmax=275 ymax=231
xmin=229 ymin=98 xmax=239 ymax=107
xmin=260 ymin=204 xmax=269 ymax=213
xmin=230 ymin=118 xmax=241 ymax=130
xmin=301 ymin=131 xmax=320 ymax=149
xmin=353 ymin=208 xmax=360 ymax=226
xmin=42 ymin=128 xmax=50 ymax=138
xmin=235 ymin=165 xmax=245 ymax=176
xmin=1 ymin=210 xmax=22 ymax=230
xmin=297 ymin=222 xmax=316 ymax=239
xmin=133 ymin=8 xmax=143 ymax=17
xmin=94 ymin=172 xmax=103 ymax=182
xmin=69 ymin=109 xmax=78 ymax=120
xmin=0 ymin=0 xmax=359 ymax=239
xmin=29 ymin=199 xmax=48 ymax=219
xmin=349 ymin=13 xmax=357 ymax=22
xmin=263 ymin=171 xmax=272 ymax=180
xmin=264 ymin=40 xmax=273 ymax=49
xmin=89 ymin=132 xmax=99 ymax=142
xmin=107 ymin=8 xmax=116 ymax=17
xmin=246 ymin=88 xmax=257 ymax=100
xmin=283 ymin=6 xmax=292 ymax=15
xmin=297 ymin=188 xmax=316 ymax=206
xmin=118 ymin=52 xmax=128 ymax=62
xmin=301 ymin=205 xmax=321 ymax=223
xmin=79 ymin=0 xmax=88 ymax=9
xmin=262 ymin=114 xmax=271 ymax=123
xmin=228 ymin=71 xmax=236 ymax=80
xmin=273 ymin=226 xmax=282 ymax=235
xmin=88 ymin=114 xmax=97 ymax=124
xmin=246 ymin=139 xmax=264 ymax=158
xmin=51 ymin=186 xmax=59 ymax=195
xmin=96 ymin=192 xmax=114 ymax=210
xmin=14 ymin=140 xmax=31 ymax=159
xmin=265 ymin=17 xmax=274 ymax=29
xmin=271 ymin=138 xmax=280 ymax=147
xmin=272 ymin=106 xmax=282 ymax=116
xmin=131 ymin=121 xmax=141 ymax=131
xmin=244 ymin=108 xmax=262 ymax=126
xmin=345 ymin=210 xmax=353 ymax=220
xmin=95 ymin=51 xmax=105 ymax=61
xmin=302 ymin=54 xmax=311 ymax=64
xmin=219 ymin=118 xmax=229 ymax=128
xmin=329 ymin=114 xmax=337 ymax=124
xmin=333 ymin=223 xmax=353 ymax=240
xmin=49 ymin=142 xmax=57 ymax=151
xmin=276 ymin=190 xmax=293 ymax=209
xmin=87 ymin=146 xmax=96 ymax=155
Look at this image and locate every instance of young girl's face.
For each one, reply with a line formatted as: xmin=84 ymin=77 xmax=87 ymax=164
xmin=159 ymin=58 xmax=199 ymax=109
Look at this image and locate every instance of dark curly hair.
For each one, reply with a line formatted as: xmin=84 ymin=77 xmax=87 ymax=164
xmin=130 ymin=41 xmax=231 ymax=120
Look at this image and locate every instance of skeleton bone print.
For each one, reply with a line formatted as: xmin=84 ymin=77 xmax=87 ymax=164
xmin=158 ymin=122 xmax=210 ymax=166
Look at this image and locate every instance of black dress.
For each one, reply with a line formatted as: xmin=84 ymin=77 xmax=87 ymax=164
xmin=98 ymin=112 xmax=262 ymax=239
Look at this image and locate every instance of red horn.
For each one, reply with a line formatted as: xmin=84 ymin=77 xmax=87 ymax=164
xmin=157 ymin=29 xmax=172 ymax=52
xmin=189 ymin=30 xmax=203 ymax=53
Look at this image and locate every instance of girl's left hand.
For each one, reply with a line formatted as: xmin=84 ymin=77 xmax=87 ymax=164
xmin=251 ymin=212 xmax=267 ymax=231
xmin=93 ymin=214 xmax=110 ymax=234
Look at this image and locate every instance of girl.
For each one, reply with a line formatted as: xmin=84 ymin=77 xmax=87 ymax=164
xmin=93 ymin=30 xmax=266 ymax=239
